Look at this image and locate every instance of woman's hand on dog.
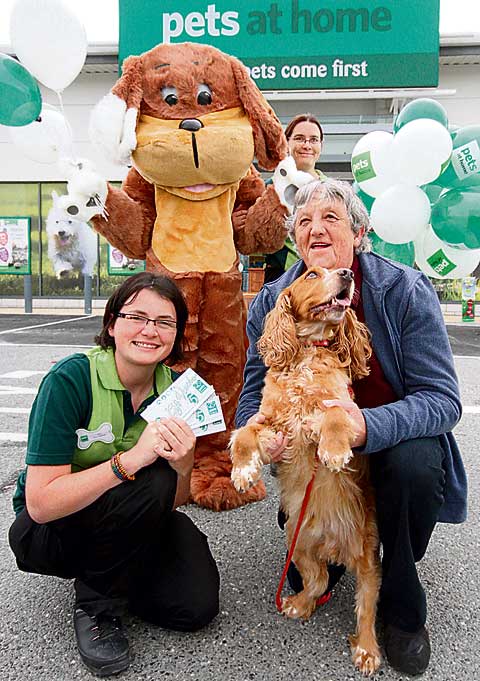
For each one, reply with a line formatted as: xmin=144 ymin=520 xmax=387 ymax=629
xmin=247 ymin=412 xmax=288 ymax=462
xmin=323 ymin=399 xmax=367 ymax=448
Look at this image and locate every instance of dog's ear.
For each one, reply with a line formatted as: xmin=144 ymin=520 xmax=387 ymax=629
xmin=334 ymin=308 xmax=372 ymax=380
xmin=229 ymin=57 xmax=287 ymax=171
xmin=89 ymin=55 xmax=144 ymax=166
xmin=258 ymin=290 xmax=300 ymax=370
xmin=51 ymin=190 xmax=59 ymax=205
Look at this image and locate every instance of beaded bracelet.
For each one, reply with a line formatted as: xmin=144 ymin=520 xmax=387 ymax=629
xmin=111 ymin=452 xmax=135 ymax=482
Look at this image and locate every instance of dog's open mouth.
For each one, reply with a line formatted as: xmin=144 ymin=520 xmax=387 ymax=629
xmin=310 ymin=286 xmax=352 ymax=313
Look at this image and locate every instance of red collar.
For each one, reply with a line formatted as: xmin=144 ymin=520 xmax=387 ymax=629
xmin=310 ymin=339 xmax=331 ymax=347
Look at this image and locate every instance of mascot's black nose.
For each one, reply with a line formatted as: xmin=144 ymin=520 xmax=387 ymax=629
xmin=179 ymin=118 xmax=204 ymax=132
xmin=338 ymin=268 xmax=353 ymax=281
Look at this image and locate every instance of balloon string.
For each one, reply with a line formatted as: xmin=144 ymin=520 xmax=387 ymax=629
xmin=56 ymin=90 xmax=76 ymax=164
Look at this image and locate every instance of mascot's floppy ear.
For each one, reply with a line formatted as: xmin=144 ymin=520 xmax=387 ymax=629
xmin=89 ymin=55 xmax=144 ymax=166
xmin=230 ymin=56 xmax=287 ymax=171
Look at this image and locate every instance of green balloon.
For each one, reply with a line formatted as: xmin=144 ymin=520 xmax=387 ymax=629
xmin=421 ymin=182 xmax=444 ymax=205
xmin=437 ymin=124 xmax=480 ymax=189
xmin=0 ymin=53 xmax=42 ymax=127
xmin=393 ymin=98 xmax=448 ymax=134
xmin=352 ymin=181 xmax=374 ymax=212
xmin=369 ymin=231 xmax=415 ymax=266
xmin=431 ymin=186 xmax=480 ymax=250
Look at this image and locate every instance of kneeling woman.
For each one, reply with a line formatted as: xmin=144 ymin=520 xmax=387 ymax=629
xmin=9 ymin=272 xmax=220 ymax=676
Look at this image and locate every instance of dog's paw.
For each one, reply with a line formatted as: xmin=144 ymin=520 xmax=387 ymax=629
xmin=318 ymin=443 xmax=353 ymax=472
xmin=272 ymin=156 xmax=313 ymax=213
xmin=230 ymin=451 xmax=262 ymax=493
xmin=350 ymin=641 xmax=381 ymax=676
xmin=281 ymin=593 xmax=316 ymax=620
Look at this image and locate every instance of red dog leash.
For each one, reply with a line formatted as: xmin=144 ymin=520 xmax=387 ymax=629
xmin=275 ymin=456 xmax=331 ymax=612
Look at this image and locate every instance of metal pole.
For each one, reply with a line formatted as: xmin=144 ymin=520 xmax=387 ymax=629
xmin=24 ymin=275 xmax=33 ymax=313
xmin=84 ymin=274 xmax=92 ymax=315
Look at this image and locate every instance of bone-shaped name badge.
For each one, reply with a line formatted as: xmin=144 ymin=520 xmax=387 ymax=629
xmin=76 ymin=422 xmax=115 ymax=450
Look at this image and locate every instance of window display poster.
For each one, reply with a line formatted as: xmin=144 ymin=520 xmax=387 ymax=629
xmin=461 ymin=276 xmax=476 ymax=322
xmin=107 ymin=245 xmax=146 ymax=276
xmin=0 ymin=217 xmax=31 ymax=275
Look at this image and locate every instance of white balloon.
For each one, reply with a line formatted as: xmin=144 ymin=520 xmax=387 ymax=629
xmin=414 ymin=225 xmax=480 ymax=279
xmin=8 ymin=107 xmax=72 ymax=164
xmin=392 ymin=119 xmax=453 ymax=186
xmin=370 ymin=185 xmax=431 ymax=244
xmin=10 ymin=0 xmax=87 ymax=92
xmin=351 ymin=131 xmax=397 ymax=198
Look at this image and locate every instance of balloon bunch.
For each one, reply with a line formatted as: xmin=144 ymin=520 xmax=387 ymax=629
xmin=0 ymin=0 xmax=87 ymax=166
xmin=352 ymin=98 xmax=480 ymax=279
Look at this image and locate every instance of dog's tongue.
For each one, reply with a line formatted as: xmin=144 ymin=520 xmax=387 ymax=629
xmin=333 ymin=296 xmax=351 ymax=308
xmin=183 ymin=183 xmax=215 ymax=193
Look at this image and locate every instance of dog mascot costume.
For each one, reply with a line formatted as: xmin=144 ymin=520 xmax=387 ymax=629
xmin=64 ymin=42 xmax=291 ymax=510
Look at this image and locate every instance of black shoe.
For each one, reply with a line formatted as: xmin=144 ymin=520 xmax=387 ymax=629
xmin=74 ymin=608 xmax=130 ymax=677
xmin=384 ymin=623 xmax=431 ymax=676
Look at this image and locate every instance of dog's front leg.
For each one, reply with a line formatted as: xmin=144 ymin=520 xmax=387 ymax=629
xmin=230 ymin=424 xmax=276 ymax=493
xmin=318 ymin=407 xmax=356 ymax=472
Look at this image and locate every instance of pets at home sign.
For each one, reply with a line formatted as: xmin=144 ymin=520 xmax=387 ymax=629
xmin=119 ymin=0 xmax=440 ymax=90
xmin=0 ymin=218 xmax=31 ymax=275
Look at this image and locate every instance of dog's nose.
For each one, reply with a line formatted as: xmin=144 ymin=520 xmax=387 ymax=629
xmin=338 ymin=268 xmax=353 ymax=281
xmin=58 ymin=231 xmax=66 ymax=238
xmin=179 ymin=118 xmax=204 ymax=132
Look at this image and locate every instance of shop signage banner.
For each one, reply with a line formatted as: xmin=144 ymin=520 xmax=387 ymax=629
xmin=119 ymin=0 xmax=440 ymax=90
xmin=0 ymin=218 xmax=31 ymax=275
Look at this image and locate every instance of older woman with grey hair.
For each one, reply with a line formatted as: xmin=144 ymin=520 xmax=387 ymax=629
xmin=236 ymin=177 xmax=466 ymax=677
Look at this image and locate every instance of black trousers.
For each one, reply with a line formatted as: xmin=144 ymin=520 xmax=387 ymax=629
xmin=9 ymin=459 xmax=220 ymax=632
xmin=370 ymin=436 xmax=446 ymax=633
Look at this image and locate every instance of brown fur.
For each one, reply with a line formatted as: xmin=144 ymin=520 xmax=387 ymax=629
xmin=91 ymin=42 xmax=289 ymax=510
xmin=230 ymin=267 xmax=381 ymax=675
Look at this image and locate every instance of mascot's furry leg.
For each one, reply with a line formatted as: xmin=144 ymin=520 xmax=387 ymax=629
xmin=170 ymin=268 xmax=266 ymax=511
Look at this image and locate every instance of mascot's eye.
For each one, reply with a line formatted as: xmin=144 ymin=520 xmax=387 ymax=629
xmin=197 ymin=84 xmax=212 ymax=105
xmin=161 ymin=86 xmax=178 ymax=106
xmin=306 ymin=271 xmax=318 ymax=279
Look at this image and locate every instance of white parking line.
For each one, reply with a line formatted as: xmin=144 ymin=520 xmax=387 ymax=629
xmin=0 ymin=407 xmax=30 ymax=414
xmin=0 ymin=386 xmax=38 ymax=395
xmin=0 ymin=315 xmax=93 ymax=335
xmin=0 ymin=370 xmax=46 ymax=379
xmin=0 ymin=433 xmax=27 ymax=442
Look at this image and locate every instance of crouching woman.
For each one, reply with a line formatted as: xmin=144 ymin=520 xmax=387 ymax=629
xmin=9 ymin=272 xmax=220 ymax=676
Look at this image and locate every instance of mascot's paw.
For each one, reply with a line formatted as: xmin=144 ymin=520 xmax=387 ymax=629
xmin=191 ymin=465 xmax=266 ymax=511
xmin=57 ymin=158 xmax=108 ymax=222
xmin=272 ymin=156 xmax=313 ymax=214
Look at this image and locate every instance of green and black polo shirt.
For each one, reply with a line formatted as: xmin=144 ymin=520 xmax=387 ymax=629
xmin=13 ymin=347 xmax=178 ymax=516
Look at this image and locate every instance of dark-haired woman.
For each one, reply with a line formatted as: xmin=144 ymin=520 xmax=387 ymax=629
xmin=264 ymin=113 xmax=327 ymax=283
xmin=9 ymin=272 xmax=220 ymax=677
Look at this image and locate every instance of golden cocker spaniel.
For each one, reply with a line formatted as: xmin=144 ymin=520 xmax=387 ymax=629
xmin=230 ymin=266 xmax=381 ymax=675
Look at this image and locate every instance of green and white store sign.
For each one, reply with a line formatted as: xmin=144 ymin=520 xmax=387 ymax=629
xmin=119 ymin=0 xmax=440 ymax=90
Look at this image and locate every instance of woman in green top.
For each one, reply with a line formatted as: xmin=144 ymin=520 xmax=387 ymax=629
xmin=9 ymin=272 xmax=219 ymax=677
xmin=264 ymin=113 xmax=327 ymax=283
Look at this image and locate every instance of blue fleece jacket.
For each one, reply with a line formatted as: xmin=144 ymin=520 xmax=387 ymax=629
xmin=236 ymin=252 xmax=467 ymax=524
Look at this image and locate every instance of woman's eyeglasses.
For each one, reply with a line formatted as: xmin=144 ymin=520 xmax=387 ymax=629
xmin=291 ymin=135 xmax=321 ymax=145
xmin=116 ymin=312 xmax=177 ymax=331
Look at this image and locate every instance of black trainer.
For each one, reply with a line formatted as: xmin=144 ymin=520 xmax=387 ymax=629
xmin=384 ymin=623 xmax=431 ymax=676
xmin=74 ymin=608 xmax=130 ymax=677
